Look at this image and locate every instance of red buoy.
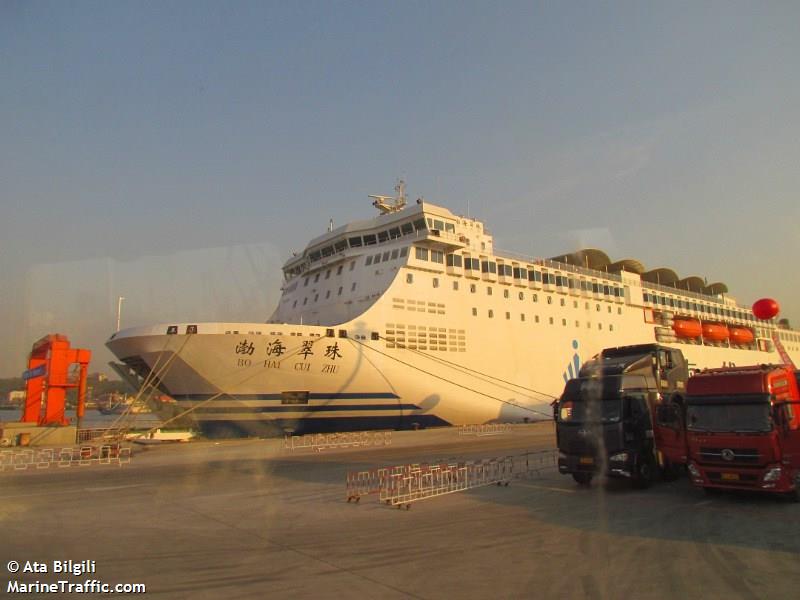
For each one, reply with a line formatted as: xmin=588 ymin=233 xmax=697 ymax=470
xmin=752 ymin=298 xmax=779 ymax=320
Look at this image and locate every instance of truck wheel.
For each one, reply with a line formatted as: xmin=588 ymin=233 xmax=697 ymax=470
xmin=633 ymin=458 xmax=655 ymax=489
xmin=660 ymin=460 xmax=679 ymax=482
xmin=572 ymin=472 xmax=593 ymax=486
xmin=787 ymin=475 xmax=800 ymax=503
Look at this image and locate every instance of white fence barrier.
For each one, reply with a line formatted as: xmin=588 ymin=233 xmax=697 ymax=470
xmin=381 ymin=457 xmax=514 ymax=509
xmin=77 ymin=428 xmax=127 ymax=444
xmin=458 ymin=424 xmax=512 ymax=436
xmin=510 ymin=450 xmax=557 ymax=478
xmin=0 ymin=445 xmax=131 ymax=472
xmin=285 ymin=430 xmax=392 ymax=452
xmin=346 ymin=450 xmax=557 ymax=507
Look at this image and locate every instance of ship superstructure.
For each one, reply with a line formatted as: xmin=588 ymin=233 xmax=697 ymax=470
xmin=107 ymin=183 xmax=800 ymax=436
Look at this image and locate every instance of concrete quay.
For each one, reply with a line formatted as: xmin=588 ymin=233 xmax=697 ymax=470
xmin=1 ymin=422 xmax=798 ymax=599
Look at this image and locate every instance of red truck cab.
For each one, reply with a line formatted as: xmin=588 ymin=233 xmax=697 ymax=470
xmin=683 ymin=365 xmax=800 ymax=500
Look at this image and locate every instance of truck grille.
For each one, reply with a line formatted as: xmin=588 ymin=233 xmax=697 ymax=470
xmin=698 ymin=447 xmax=760 ymax=465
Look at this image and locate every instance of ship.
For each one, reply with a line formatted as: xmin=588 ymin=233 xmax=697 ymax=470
xmin=106 ymin=181 xmax=800 ymax=436
xmin=95 ymin=392 xmax=152 ymax=415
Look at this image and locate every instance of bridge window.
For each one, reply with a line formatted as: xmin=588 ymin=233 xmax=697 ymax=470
xmin=447 ymin=254 xmax=463 ymax=267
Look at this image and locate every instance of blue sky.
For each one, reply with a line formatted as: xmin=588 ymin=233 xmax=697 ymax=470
xmin=2 ymin=2 xmax=799 ymax=376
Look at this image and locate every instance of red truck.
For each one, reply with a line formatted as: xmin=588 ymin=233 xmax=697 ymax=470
xmin=676 ymin=365 xmax=800 ymax=501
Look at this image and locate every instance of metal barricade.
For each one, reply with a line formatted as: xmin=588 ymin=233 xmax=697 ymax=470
xmin=36 ymin=448 xmax=54 ymax=469
xmin=382 ymin=458 xmax=515 ymax=509
xmin=0 ymin=444 xmax=132 ymax=472
xmin=77 ymin=428 xmax=126 ymax=444
xmin=346 ymin=467 xmax=389 ymax=502
xmin=345 ymin=451 xmax=556 ymax=509
xmin=512 ymin=450 xmax=557 ymax=479
xmin=0 ymin=450 xmax=13 ymax=472
xmin=285 ymin=430 xmax=392 ymax=452
xmin=458 ymin=424 xmax=512 ymax=437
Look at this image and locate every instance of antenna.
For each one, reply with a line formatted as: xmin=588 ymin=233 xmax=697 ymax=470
xmin=369 ymin=179 xmax=407 ymax=214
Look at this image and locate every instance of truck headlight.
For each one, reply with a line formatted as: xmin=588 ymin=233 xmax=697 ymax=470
xmin=687 ymin=462 xmax=701 ymax=478
xmin=763 ymin=467 xmax=782 ymax=482
xmin=610 ymin=452 xmax=629 ymax=462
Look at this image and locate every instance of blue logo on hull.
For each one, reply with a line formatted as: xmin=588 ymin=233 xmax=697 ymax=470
xmin=562 ymin=340 xmax=581 ymax=384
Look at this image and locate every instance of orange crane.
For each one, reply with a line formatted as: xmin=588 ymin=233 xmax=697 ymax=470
xmin=22 ymin=334 xmax=91 ymax=426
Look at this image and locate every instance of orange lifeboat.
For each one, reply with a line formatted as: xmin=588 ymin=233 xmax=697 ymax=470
xmin=702 ymin=323 xmax=730 ymax=342
xmin=729 ymin=327 xmax=755 ymax=345
xmin=673 ymin=318 xmax=702 ymax=339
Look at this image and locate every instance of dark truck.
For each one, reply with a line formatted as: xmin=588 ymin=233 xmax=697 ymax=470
xmin=681 ymin=365 xmax=800 ymax=500
xmin=556 ymin=344 xmax=689 ymax=487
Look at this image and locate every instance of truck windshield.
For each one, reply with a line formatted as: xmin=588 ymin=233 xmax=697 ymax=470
xmin=558 ymin=375 xmax=633 ymax=423
xmin=686 ymin=395 xmax=772 ymax=433
xmin=558 ymin=398 xmax=622 ymax=423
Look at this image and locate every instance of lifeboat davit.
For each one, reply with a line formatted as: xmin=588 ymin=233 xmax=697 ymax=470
xmin=729 ymin=327 xmax=755 ymax=345
xmin=673 ymin=318 xmax=702 ymax=338
xmin=702 ymin=323 xmax=730 ymax=342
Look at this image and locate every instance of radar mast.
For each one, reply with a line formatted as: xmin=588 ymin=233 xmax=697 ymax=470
xmin=369 ymin=180 xmax=407 ymax=214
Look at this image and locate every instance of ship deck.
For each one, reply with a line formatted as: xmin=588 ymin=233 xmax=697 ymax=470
xmin=2 ymin=423 xmax=798 ymax=599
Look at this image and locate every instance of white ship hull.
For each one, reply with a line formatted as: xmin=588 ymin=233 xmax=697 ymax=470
xmin=107 ymin=193 xmax=800 ymax=436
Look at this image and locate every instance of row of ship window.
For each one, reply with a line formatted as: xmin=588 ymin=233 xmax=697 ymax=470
xmin=642 ymin=292 xmax=757 ymax=322
xmin=414 ymin=247 xmax=624 ymax=297
xmin=777 ymin=331 xmax=800 ymax=343
xmin=295 ymin=243 xmax=411 ymax=286
xmin=302 ymin=261 xmax=356 ymax=287
xmin=469 ymin=308 xmax=616 ymax=330
xmin=404 ymin=274 xmax=624 ymax=314
xmin=306 ymin=218 xmax=428 ymax=263
xmin=365 ymin=246 xmax=409 ymax=266
xmin=292 ymin=282 xmax=359 ymax=308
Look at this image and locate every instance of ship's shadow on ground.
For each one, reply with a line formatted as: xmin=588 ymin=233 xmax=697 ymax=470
xmin=470 ymin=471 xmax=800 ymax=555
xmin=143 ymin=444 xmax=800 ymax=557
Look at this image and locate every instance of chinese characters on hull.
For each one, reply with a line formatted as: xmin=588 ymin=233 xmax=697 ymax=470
xmin=235 ymin=339 xmax=255 ymax=355
xmin=233 ymin=337 xmax=345 ymax=374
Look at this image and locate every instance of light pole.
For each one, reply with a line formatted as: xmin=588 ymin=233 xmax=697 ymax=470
xmin=116 ymin=296 xmax=125 ymax=332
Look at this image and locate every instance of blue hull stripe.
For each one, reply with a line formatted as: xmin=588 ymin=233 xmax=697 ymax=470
xmin=188 ymin=404 xmax=420 ymax=414
xmin=171 ymin=392 xmax=400 ymax=401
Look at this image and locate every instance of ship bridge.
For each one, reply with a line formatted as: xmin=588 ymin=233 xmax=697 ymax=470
xmin=281 ymin=195 xmax=490 ymax=281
